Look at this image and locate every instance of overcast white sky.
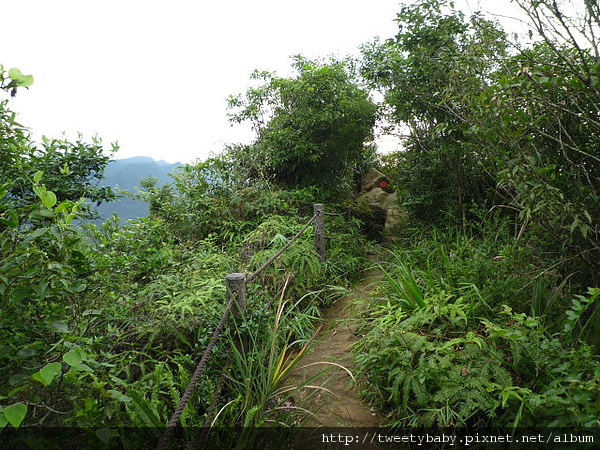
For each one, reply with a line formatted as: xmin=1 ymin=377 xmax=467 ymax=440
xmin=2 ymin=0 xmax=526 ymax=164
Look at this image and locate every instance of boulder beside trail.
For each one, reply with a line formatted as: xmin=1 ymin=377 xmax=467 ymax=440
xmin=356 ymin=168 xmax=406 ymax=237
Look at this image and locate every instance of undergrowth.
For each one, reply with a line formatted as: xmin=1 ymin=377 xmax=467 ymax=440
xmin=0 ymin=174 xmax=370 ymax=448
xmin=354 ymin=223 xmax=600 ymax=428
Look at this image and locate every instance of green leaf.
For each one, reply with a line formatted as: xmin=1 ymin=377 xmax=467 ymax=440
xmin=107 ymin=390 xmax=131 ymax=403
xmin=30 ymin=209 xmax=54 ymax=220
xmin=3 ymin=403 xmax=27 ymax=428
xmin=63 ymin=348 xmax=84 ymax=367
xmin=41 ymin=191 xmax=57 ymax=209
xmin=8 ymin=374 xmax=27 ymax=386
xmin=33 ymin=362 xmax=62 ymax=386
xmin=96 ymin=428 xmax=112 ymax=445
xmin=0 ymin=210 xmax=18 ymax=228
xmin=49 ymin=321 xmax=69 ymax=334
xmin=8 ymin=68 xmax=33 ymax=87
xmin=67 ymin=283 xmax=87 ymax=293
xmin=33 ymin=171 xmax=43 ymax=184
xmin=8 ymin=68 xmax=23 ymax=79
xmin=16 ymin=75 xmax=34 ymax=87
xmin=12 ymin=288 xmax=32 ymax=303
xmin=54 ymin=200 xmax=74 ymax=214
xmin=29 ymin=227 xmax=49 ymax=240
xmin=16 ymin=348 xmax=37 ymax=359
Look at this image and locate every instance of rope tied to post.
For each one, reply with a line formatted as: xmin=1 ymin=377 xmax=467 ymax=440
xmin=156 ymin=204 xmax=327 ymax=449
xmin=246 ymin=211 xmax=319 ymax=283
xmin=155 ymin=294 xmax=236 ymax=450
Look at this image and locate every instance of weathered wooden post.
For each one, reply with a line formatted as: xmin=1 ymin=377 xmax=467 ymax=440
xmin=225 ymin=273 xmax=247 ymax=352
xmin=225 ymin=273 xmax=246 ymax=318
xmin=313 ymin=203 xmax=326 ymax=262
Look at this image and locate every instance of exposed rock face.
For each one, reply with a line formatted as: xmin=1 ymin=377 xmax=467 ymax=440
xmin=356 ymin=168 xmax=406 ymax=237
xmin=359 ymin=168 xmax=388 ymax=193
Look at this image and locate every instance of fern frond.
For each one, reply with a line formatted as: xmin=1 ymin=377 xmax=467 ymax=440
xmin=127 ymin=391 xmax=164 ymax=430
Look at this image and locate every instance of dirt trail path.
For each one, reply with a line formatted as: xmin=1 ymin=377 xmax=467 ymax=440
xmin=289 ymin=266 xmax=383 ymax=427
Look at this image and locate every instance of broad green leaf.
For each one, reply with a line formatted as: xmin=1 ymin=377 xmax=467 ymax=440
xmin=41 ymin=191 xmax=57 ymax=209
xmin=16 ymin=75 xmax=33 ymax=87
xmin=32 ymin=184 xmax=46 ymax=199
xmin=8 ymin=68 xmax=33 ymax=87
xmin=0 ymin=413 xmax=7 ymax=428
xmin=29 ymin=227 xmax=48 ymax=240
xmin=8 ymin=68 xmax=23 ymax=79
xmin=49 ymin=321 xmax=69 ymax=333
xmin=96 ymin=428 xmax=112 ymax=445
xmin=54 ymin=200 xmax=74 ymax=214
xmin=30 ymin=209 xmax=54 ymax=220
xmin=16 ymin=348 xmax=36 ymax=359
xmin=63 ymin=348 xmax=84 ymax=367
xmin=3 ymin=403 xmax=27 ymax=428
xmin=107 ymin=390 xmax=131 ymax=402
xmin=67 ymin=283 xmax=87 ymax=293
xmin=0 ymin=210 xmax=19 ymax=228
xmin=33 ymin=171 xmax=43 ymax=184
xmin=75 ymin=363 xmax=94 ymax=372
xmin=33 ymin=362 xmax=62 ymax=386
xmin=12 ymin=288 xmax=32 ymax=303
xmin=8 ymin=374 xmax=27 ymax=386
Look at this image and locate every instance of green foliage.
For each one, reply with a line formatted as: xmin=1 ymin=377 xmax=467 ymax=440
xmin=355 ymin=225 xmax=600 ymax=428
xmin=228 ymin=56 xmax=377 ymax=199
xmin=362 ymin=0 xmax=507 ymax=224
xmin=355 ymin=298 xmax=512 ymax=427
xmin=364 ymin=0 xmax=600 ymax=282
xmin=4 ymin=0 xmax=600 ymax=437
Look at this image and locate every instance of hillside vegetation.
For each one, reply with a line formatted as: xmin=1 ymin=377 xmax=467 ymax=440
xmin=94 ymin=157 xmax=183 ymax=221
xmin=1 ymin=0 xmax=599 ymax=446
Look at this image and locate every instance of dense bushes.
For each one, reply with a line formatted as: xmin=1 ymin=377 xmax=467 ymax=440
xmin=355 ymin=224 xmax=599 ymax=428
xmin=1 ymin=166 xmax=370 ymax=434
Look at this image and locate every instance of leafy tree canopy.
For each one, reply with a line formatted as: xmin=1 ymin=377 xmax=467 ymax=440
xmin=0 ymin=66 xmax=116 ymax=221
xmin=227 ymin=56 xmax=378 ymax=199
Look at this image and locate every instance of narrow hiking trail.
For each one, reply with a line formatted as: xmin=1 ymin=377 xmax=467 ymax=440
xmin=289 ymin=265 xmax=384 ymax=427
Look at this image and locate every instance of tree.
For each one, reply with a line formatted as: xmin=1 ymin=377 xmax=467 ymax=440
xmin=227 ymin=56 xmax=377 ymax=199
xmin=361 ymin=0 xmax=508 ymax=225
xmin=0 ymin=66 xmax=116 ymax=221
xmin=362 ymin=0 xmax=600 ymax=282
xmin=436 ymin=0 xmax=600 ymax=282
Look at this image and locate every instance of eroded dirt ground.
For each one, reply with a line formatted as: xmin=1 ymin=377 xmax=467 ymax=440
xmin=288 ymin=267 xmax=383 ymax=428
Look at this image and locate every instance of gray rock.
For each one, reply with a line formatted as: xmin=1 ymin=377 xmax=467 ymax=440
xmin=356 ymin=169 xmax=406 ymax=237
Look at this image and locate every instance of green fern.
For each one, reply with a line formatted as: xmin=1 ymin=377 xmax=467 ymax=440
xmin=127 ymin=391 xmax=164 ymax=430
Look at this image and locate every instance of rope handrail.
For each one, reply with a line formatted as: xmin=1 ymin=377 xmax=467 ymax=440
xmin=157 ymin=204 xmax=327 ymax=449
xmin=246 ymin=211 xmax=319 ymax=283
xmin=156 ymin=295 xmax=236 ymax=450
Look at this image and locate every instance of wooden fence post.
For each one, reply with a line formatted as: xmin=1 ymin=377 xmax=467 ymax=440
xmin=225 ymin=273 xmax=247 ymax=319
xmin=225 ymin=273 xmax=247 ymax=353
xmin=313 ymin=203 xmax=326 ymax=262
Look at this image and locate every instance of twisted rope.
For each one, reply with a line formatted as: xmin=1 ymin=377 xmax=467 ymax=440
xmin=324 ymin=211 xmax=349 ymax=216
xmin=155 ymin=295 xmax=235 ymax=450
xmin=157 ymin=210 xmax=323 ymax=449
xmin=246 ymin=212 xmax=318 ymax=283
xmin=195 ymin=361 xmax=230 ymax=449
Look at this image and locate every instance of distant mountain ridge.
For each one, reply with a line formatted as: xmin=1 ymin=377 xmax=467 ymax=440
xmin=95 ymin=156 xmax=183 ymax=221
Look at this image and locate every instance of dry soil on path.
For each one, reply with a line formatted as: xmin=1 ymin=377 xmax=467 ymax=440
xmin=288 ymin=266 xmax=384 ymax=427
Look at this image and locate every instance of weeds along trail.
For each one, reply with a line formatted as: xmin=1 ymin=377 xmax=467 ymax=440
xmin=287 ymin=266 xmax=383 ymax=427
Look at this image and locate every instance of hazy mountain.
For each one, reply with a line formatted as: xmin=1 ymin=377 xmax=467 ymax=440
xmin=94 ymin=156 xmax=183 ymax=221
